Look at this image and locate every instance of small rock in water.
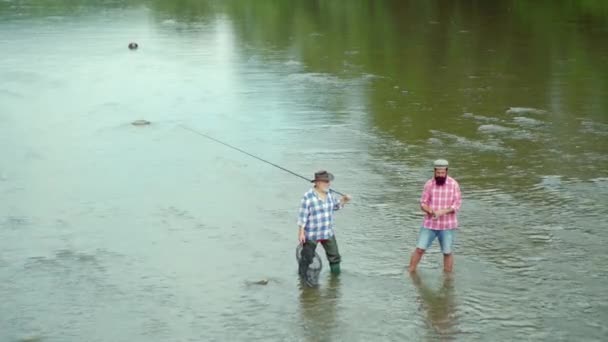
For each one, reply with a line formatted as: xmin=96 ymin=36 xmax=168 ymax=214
xmin=128 ymin=42 xmax=138 ymax=50
xmin=132 ymin=120 xmax=150 ymax=126
xmin=506 ymin=107 xmax=547 ymax=115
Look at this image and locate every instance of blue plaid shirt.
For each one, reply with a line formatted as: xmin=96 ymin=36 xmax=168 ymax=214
xmin=297 ymin=188 xmax=343 ymax=241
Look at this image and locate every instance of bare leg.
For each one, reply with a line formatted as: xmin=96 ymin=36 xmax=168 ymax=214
xmin=443 ymin=253 xmax=453 ymax=273
xmin=408 ymin=248 xmax=425 ymax=273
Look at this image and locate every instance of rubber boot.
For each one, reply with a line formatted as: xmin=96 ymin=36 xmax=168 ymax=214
xmin=330 ymin=263 xmax=341 ymax=275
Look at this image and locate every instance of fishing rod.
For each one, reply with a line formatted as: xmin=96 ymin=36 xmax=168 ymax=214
xmin=179 ymin=125 xmax=346 ymax=197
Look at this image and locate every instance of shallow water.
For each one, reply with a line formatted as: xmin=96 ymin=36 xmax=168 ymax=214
xmin=1 ymin=1 xmax=607 ymax=341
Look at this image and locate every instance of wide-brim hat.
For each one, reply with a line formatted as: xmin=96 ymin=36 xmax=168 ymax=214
xmin=311 ymin=170 xmax=335 ymax=183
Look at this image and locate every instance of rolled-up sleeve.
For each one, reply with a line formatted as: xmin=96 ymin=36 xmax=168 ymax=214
xmin=297 ymin=197 xmax=309 ymax=227
xmin=420 ymin=182 xmax=432 ymax=206
xmin=450 ymin=182 xmax=462 ymax=212
xmin=332 ymin=194 xmax=343 ymax=211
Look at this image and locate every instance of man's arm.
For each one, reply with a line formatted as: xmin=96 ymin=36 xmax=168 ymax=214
xmin=298 ymin=226 xmax=306 ymax=244
xmin=333 ymin=193 xmax=352 ymax=210
xmin=450 ymin=182 xmax=462 ymax=213
xmin=297 ymin=197 xmax=309 ymax=243
xmin=420 ymin=182 xmax=434 ymax=216
xmin=421 ymin=204 xmax=435 ymax=216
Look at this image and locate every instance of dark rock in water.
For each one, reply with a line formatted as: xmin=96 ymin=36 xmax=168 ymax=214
xmin=132 ymin=120 xmax=150 ymax=126
xmin=128 ymin=42 xmax=138 ymax=50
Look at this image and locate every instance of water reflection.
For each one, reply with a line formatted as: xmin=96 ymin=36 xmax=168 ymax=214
xmin=298 ymin=275 xmax=341 ymax=342
xmin=410 ymin=273 xmax=458 ymax=340
xmin=143 ymin=0 xmax=608 ymax=188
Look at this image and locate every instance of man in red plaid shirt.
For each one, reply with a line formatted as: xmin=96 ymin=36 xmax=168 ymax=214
xmin=409 ymin=159 xmax=462 ymax=273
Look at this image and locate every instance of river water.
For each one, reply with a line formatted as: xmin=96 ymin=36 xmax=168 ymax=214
xmin=1 ymin=1 xmax=607 ymax=341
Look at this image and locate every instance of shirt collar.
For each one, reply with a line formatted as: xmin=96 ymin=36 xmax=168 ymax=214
xmin=311 ymin=188 xmax=331 ymax=200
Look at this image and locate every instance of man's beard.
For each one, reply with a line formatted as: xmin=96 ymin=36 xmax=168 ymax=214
xmin=316 ymin=184 xmax=330 ymax=193
xmin=435 ymin=176 xmax=447 ymax=186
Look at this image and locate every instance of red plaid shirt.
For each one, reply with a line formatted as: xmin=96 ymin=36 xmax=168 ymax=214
xmin=420 ymin=176 xmax=462 ymax=230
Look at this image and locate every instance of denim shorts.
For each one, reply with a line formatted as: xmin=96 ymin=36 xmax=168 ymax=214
xmin=416 ymin=227 xmax=456 ymax=254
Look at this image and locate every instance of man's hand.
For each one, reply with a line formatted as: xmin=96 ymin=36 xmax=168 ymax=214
xmin=422 ymin=205 xmax=434 ymax=218
xmin=434 ymin=208 xmax=452 ymax=218
xmin=298 ymin=228 xmax=306 ymax=244
xmin=340 ymin=195 xmax=352 ymax=204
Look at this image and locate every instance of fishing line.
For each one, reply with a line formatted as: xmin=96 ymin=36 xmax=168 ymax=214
xmin=179 ymin=125 xmax=346 ymax=196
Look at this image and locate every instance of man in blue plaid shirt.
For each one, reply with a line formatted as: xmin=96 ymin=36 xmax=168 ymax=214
xmin=298 ymin=170 xmax=351 ymax=282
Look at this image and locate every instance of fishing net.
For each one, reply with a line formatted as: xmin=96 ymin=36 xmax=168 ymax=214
xmin=296 ymin=244 xmax=322 ymax=286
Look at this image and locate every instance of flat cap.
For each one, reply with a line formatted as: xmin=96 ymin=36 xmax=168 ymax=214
xmin=434 ymin=159 xmax=449 ymax=168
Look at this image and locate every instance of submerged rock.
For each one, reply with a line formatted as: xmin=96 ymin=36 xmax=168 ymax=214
xmin=128 ymin=42 xmax=138 ymax=50
xmin=132 ymin=120 xmax=150 ymax=126
xmin=246 ymin=279 xmax=269 ymax=286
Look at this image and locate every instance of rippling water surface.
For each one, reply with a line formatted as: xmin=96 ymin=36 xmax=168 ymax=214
xmin=1 ymin=1 xmax=607 ymax=341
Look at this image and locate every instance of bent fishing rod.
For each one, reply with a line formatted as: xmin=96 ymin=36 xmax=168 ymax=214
xmin=179 ymin=125 xmax=347 ymax=197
